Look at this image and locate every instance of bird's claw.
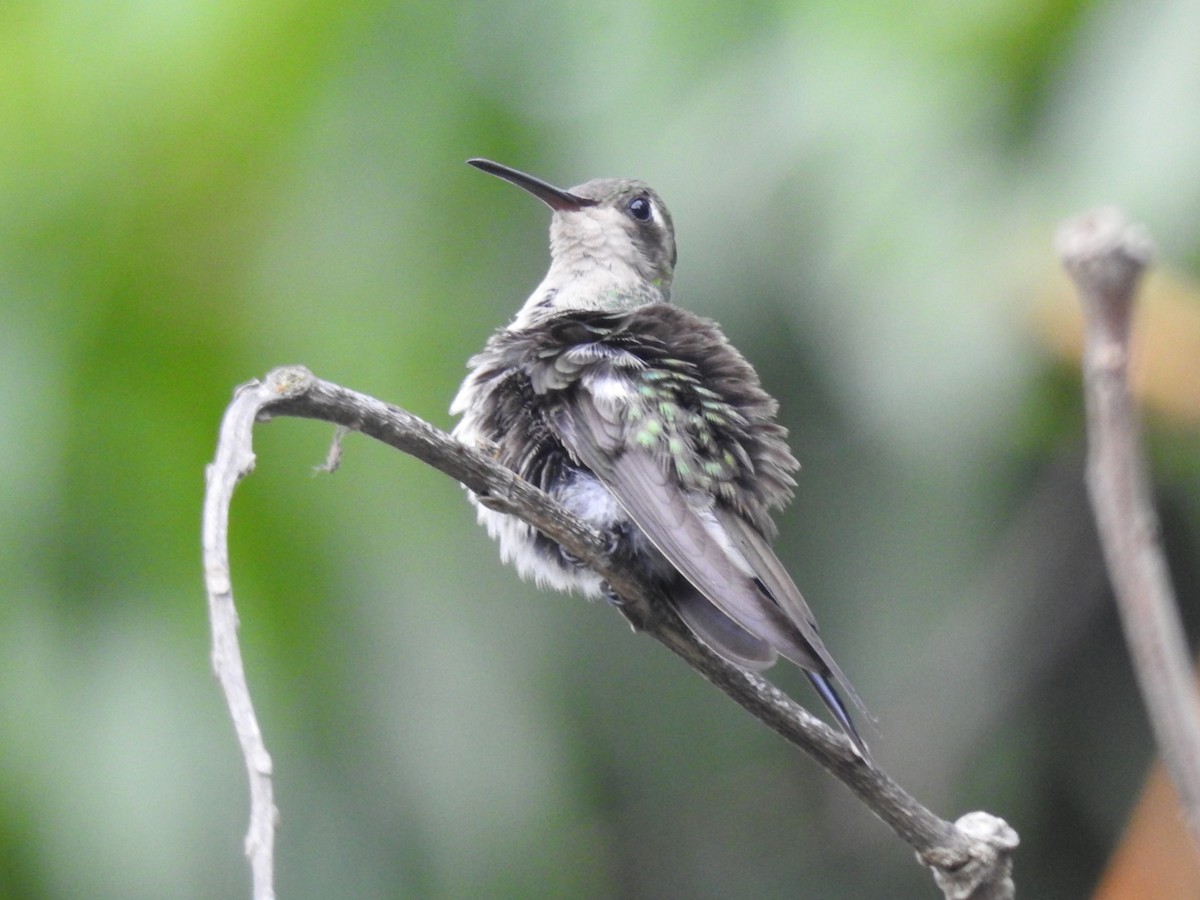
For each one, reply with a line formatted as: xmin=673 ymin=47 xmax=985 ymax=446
xmin=600 ymin=583 xmax=627 ymax=607
xmin=476 ymin=491 xmax=518 ymax=515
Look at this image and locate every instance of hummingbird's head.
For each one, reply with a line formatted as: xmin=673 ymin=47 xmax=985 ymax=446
xmin=559 ymin=177 xmax=676 ymax=292
xmin=469 ymin=159 xmax=677 ymax=313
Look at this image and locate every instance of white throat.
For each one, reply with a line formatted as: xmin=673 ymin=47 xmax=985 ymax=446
xmin=510 ymin=210 xmax=670 ymax=329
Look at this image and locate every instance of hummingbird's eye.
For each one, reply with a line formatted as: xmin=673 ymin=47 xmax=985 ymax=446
xmin=627 ymin=196 xmax=652 ymax=221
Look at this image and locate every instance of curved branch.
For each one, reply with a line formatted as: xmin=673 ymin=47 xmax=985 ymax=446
xmin=203 ymin=375 xmax=294 ymax=900
xmin=1058 ymin=208 xmax=1200 ymax=849
xmin=203 ymin=365 xmax=1017 ymax=899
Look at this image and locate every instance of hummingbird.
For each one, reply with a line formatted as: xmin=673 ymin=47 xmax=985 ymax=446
xmin=452 ymin=158 xmax=868 ymax=756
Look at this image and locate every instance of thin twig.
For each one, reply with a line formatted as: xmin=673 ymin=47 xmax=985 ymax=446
xmin=204 ymin=364 xmax=1017 ymax=899
xmin=1058 ymin=208 xmax=1200 ymax=849
xmin=204 ymin=373 xmax=309 ymax=900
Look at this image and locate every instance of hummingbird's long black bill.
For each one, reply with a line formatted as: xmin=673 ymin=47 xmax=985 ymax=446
xmin=468 ymin=158 xmax=597 ymax=212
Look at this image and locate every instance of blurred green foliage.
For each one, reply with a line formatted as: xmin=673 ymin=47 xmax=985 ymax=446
xmin=2 ymin=0 xmax=1199 ymax=897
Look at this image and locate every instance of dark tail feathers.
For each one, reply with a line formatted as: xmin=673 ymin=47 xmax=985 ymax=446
xmin=805 ymin=671 xmax=870 ymax=761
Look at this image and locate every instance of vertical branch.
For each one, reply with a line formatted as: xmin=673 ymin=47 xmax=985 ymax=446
xmin=204 ymin=372 xmax=314 ymax=900
xmin=1057 ymin=208 xmax=1200 ymax=848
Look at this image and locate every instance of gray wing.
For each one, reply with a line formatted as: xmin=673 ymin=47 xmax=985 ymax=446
xmin=712 ymin=507 xmax=869 ymax=717
xmin=549 ymin=392 xmax=828 ymax=673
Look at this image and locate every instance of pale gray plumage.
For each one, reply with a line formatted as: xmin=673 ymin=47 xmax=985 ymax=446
xmin=452 ymin=158 xmax=868 ymax=755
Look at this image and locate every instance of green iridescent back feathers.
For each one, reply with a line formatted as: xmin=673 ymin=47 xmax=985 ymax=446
xmin=466 ymin=303 xmax=799 ymax=540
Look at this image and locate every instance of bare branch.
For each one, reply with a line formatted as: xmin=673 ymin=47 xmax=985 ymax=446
xmin=204 ymin=373 xmax=309 ymax=900
xmin=204 ymin=364 xmax=1017 ymax=899
xmin=1058 ymin=208 xmax=1200 ymax=849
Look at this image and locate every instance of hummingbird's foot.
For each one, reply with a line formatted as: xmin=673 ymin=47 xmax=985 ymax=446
xmin=558 ymin=549 xmax=584 ymax=569
xmin=599 ymin=583 xmax=627 ymax=607
xmin=604 ymin=524 xmax=629 ymax=557
xmin=555 ymin=524 xmax=623 ymax=571
xmin=602 ymin=583 xmax=643 ymax=632
xmin=601 ymin=582 xmax=655 ymax=635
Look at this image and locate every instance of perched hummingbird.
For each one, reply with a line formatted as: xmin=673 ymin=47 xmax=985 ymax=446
xmin=452 ymin=158 xmax=868 ymax=756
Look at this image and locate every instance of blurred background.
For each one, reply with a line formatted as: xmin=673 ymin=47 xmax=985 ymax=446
xmin=3 ymin=0 xmax=1199 ymax=897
